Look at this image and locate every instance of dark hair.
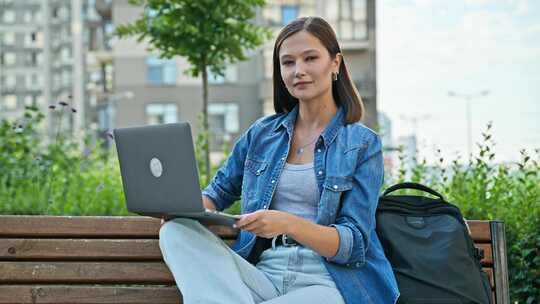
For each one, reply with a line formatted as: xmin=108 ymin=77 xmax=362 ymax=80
xmin=272 ymin=16 xmax=364 ymax=124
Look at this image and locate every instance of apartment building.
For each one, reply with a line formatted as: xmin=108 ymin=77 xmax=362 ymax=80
xmin=0 ymin=0 xmax=112 ymax=140
xmin=1 ymin=0 xmax=376 ymax=155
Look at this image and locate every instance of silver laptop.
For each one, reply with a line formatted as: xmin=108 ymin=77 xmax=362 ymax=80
xmin=113 ymin=122 xmax=241 ymax=226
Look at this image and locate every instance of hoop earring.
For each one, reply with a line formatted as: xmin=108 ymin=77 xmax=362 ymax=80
xmin=332 ymin=72 xmax=338 ymax=81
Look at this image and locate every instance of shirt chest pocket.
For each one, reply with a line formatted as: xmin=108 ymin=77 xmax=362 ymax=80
xmin=245 ymin=158 xmax=268 ymax=176
xmin=319 ymin=176 xmax=353 ymax=224
xmin=242 ymin=158 xmax=268 ymax=202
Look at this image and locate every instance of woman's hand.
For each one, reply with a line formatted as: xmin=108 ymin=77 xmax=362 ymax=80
xmin=234 ymin=210 xmax=297 ymax=238
xmin=202 ymin=195 xmax=217 ymax=211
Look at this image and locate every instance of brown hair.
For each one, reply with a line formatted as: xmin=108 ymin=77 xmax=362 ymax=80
xmin=272 ymin=16 xmax=364 ymax=124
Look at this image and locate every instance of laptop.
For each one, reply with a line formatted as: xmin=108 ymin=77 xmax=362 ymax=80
xmin=113 ymin=122 xmax=241 ymax=226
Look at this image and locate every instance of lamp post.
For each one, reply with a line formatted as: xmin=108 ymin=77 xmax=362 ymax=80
xmin=106 ymin=91 xmax=134 ymax=133
xmin=448 ymin=90 xmax=489 ymax=160
xmin=399 ymin=114 xmax=431 ymax=147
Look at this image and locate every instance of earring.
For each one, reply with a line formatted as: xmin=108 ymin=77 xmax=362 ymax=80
xmin=332 ymin=72 xmax=338 ymax=81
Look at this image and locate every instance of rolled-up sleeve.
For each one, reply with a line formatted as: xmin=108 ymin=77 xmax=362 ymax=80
xmin=202 ymin=120 xmax=260 ymax=211
xmin=325 ymin=133 xmax=384 ymax=267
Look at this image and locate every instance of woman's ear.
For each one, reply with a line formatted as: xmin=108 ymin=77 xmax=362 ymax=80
xmin=333 ymin=53 xmax=343 ymax=74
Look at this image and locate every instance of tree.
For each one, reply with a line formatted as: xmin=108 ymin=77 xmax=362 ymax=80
xmin=115 ymin=0 xmax=271 ymax=184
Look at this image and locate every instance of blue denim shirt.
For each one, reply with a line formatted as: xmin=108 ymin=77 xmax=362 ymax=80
xmin=202 ymin=105 xmax=399 ymax=304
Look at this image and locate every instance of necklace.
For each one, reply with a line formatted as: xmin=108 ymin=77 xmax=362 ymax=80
xmin=296 ymin=134 xmax=320 ymax=155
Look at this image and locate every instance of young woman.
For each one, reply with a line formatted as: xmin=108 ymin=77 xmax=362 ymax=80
xmin=159 ymin=16 xmax=399 ymax=304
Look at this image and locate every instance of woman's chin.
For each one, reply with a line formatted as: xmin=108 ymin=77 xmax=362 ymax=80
xmin=292 ymin=91 xmax=316 ymax=102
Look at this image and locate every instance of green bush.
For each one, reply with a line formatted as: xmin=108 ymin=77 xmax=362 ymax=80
xmin=1 ymin=108 xmax=538 ymax=302
xmin=0 ymin=105 xmax=127 ymax=215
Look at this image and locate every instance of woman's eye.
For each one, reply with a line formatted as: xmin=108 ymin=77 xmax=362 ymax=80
xmin=282 ymin=61 xmax=293 ymax=66
xmin=306 ymin=56 xmax=317 ymax=61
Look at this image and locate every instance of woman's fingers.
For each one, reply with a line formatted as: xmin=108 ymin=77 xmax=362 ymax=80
xmin=242 ymin=220 xmax=261 ymax=232
xmin=235 ymin=212 xmax=259 ymax=228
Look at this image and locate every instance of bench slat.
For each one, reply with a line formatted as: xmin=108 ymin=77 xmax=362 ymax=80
xmin=482 ymin=267 xmax=495 ymax=290
xmin=0 ymin=215 xmax=237 ymax=238
xmin=467 ymin=221 xmax=491 ymax=242
xmin=0 ymin=285 xmax=181 ymax=304
xmin=476 ymin=243 xmax=493 ymax=266
xmin=0 ymin=262 xmax=174 ymax=284
xmin=0 ymin=238 xmax=489 ymax=265
xmin=0 ymin=238 xmax=235 ymax=261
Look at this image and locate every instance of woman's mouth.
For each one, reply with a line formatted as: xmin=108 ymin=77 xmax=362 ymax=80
xmin=294 ymin=81 xmax=312 ymax=88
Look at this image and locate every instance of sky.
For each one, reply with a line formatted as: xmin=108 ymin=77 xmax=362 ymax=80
xmin=377 ymin=0 xmax=540 ymax=164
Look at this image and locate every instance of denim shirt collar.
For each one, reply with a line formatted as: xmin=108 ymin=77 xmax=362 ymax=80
xmin=272 ymin=104 xmax=345 ymax=147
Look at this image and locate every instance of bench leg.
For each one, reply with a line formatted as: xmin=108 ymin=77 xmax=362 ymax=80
xmin=159 ymin=218 xmax=279 ymax=303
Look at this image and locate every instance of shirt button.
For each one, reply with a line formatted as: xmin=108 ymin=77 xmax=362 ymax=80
xmin=346 ymin=263 xmax=351 ymax=267
xmin=355 ymin=262 xmax=361 ymax=267
xmin=271 ymin=180 xmax=275 ymax=184
xmin=256 ymin=170 xmax=261 ymax=175
xmin=263 ymin=204 xmax=267 ymax=209
xmin=317 ymin=149 xmax=321 ymax=153
xmin=318 ymin=170 xmax=323 ymax=175
xmin=281 ymin=157 xmax=285 ymax=161
xmin=333 ymin=185 xmax=338 ymax=190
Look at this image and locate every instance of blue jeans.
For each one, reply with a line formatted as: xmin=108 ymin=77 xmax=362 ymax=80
xmin=159 ymin=218 xmax=345 ymax=304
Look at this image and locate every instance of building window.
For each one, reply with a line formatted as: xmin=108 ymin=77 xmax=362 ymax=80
xmin=4 ymin=75 xmax=16 ymax=88
xmin=34 ymin=10 xmax=42 ymax=23
xmin=209 ymin=103 xmax=239 ymax=137
xmin=4 ymin=53 xmax=16 ymax=66
xmin=208 ymin=71 xmax=225 ymax=84
xmin=3 ymin=32 xmax=15 ymax=45
xmin=209 ymin=103 xmax=239 ymax=150
xmin=208 ymin=65 xmax=238 ymax=84
xmin=62 ymin=70 xmax=70 ymax=86
xmin=58 ymin=6 xmax=70 ymax=20
xmin=281 ymin=5 xmax=298 ymax=26
xmin=28 ymin=52 xmax=39 ymax=66
xmin=3 ymin=95 xmax=18 ymax=110
xmin=146 ymin=57 xmax=176 ymax=85
xmin=25 ymin=95 xmax=35 ymax=106
xmin=24 ymin=11 xmax=32 ymax=23
xmin=26 ymin=74 xmax=37 ymax=89
xmin=326 ymin=0 xmax=367 ymax=41
xmin=146 ymin=103 xmax=178 ymax=124
xmin=61 ymin=47 xmax=71 ymax=62
xmin=2 ymin=10 xmax=15 ymax=23
xmin=337 ymin=0 xmax=367 ymax=40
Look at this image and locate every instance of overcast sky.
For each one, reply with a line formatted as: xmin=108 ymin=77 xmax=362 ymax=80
xmin=377 ymin=0 xmax=540 ymax=164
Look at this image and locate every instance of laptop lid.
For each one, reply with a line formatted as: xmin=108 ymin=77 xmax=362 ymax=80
xmin=114 ymin=122 xmax=205 ymax=216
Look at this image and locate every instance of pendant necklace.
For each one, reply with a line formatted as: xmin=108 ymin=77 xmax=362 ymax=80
xmin=296 ymin=134 xmax=320 ymax=155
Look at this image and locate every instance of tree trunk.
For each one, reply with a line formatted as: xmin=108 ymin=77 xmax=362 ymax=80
xmin=202 ymin=64 xmax=210 ymax=186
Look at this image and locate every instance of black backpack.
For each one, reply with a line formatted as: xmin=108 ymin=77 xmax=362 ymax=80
xmin=376 ymin=182 xmax=492 ymax=304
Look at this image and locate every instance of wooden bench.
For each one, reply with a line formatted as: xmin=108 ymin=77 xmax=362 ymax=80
xmin=0 ymin=216 xmax=509 ymax=303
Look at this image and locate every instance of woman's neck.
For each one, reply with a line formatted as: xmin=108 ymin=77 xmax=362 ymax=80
xmin=296 ymin=94 xmax=338 ymax=132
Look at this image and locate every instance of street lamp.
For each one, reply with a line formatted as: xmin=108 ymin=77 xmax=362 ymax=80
xmin=106 ymin=91 xmax=134 ymax=133
xmin=448 ymin=90 xmax=490 ymax=159
xmin=399 ymin=114 xmax=431 ymax=137
xmin=399 ymin=114 xmax=431 ymax=147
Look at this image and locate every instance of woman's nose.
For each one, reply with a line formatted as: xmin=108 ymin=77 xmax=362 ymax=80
xmin=294 ymin=64 xmax=307 ymax=78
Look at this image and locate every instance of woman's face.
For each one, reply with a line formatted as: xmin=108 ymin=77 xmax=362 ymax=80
xmin=279 ymin=30 xmax=341 ymax=103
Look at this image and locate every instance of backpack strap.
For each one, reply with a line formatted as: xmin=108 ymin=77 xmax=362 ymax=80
xmin=382 ymin=182 xmax=445 ymax=201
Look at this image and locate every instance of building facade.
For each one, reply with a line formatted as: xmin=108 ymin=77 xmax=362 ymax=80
xmin=0 ymin=0 xmax=113 ymax=140
xmin=1 ymin=0 xmax=377 ymax=158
